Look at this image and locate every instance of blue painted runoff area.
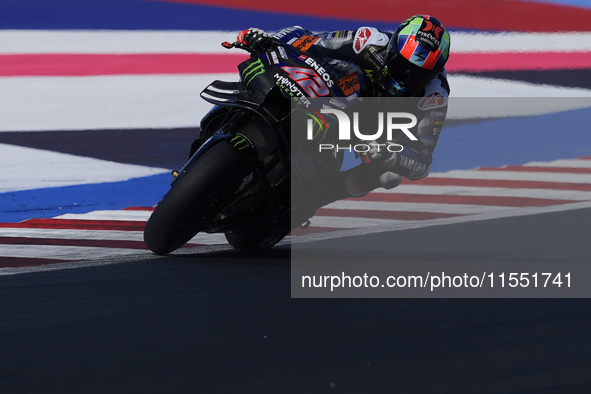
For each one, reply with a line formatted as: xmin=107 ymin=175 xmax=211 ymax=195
xmin=0 ymin=173 xmax=171 ymax=223
xmin=341 ymin=105 xmax=591 ymax=172
xmin=2 ymin=107 xmax=590 ymax=223
xmin=433 ymin=106 xmax=591 ymax=171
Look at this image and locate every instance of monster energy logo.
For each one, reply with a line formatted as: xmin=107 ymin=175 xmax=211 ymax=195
xmin=242 ymin=58 xmax=265 ymax=85
xmin=231 ymin=134 xmax=252 ymax=150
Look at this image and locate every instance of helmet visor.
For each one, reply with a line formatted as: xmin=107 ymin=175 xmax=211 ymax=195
xmin=380 ymin=70 xmax=412 ymax=96
xmin=386 ymin=49 xmax=439 ymax=93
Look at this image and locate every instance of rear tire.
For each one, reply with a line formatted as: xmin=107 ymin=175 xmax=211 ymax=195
xmin=224 ymin=227 xmax=289 ymax=250
xmin=224 ymin=230 xmax=265 ymax=250
xmin=144 ymin=140 xmax=245 ymax=255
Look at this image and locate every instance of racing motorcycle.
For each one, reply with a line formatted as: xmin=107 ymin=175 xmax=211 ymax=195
xmin=143 ymin=36 xmax=363 ymax=255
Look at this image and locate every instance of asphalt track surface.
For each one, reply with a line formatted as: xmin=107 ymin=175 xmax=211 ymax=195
xmin=1 ymin=83 xmax=591 ymax=393
xmin=2 ymin=69 xmax=591 ymax=394
xmin=1 ymin=207 xmax=590 ymax=393
xmin=3 ymin=2 xmax=591 ymax=391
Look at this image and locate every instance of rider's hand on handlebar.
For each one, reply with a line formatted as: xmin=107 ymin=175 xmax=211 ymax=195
xmin=237 ymin=28 xmax=273 ymax=52
xmin=359 ymin=141 xmax=403 ymax=190
xmin=360 ymin=140 xmax=400 ymax=170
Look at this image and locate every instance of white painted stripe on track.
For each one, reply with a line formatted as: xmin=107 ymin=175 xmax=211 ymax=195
xmin=525 ymin=159 xmax=591 ymax=168
xmin=447 ymin=76 xmax=591 ymax=99
xmin=0 ymin=144 xmax=169 ymax=193
xmin=0 ymin=228 xmax=146 ymax=241
xmin=451 ymin=32 xmax=591 ymax=53
xmin=307 ymin=216 xmax=407 ymax=229
xmin=55 ymin=210 xmax=153 ymax=221
xmin=324 ymin=200 xmax=517 ymax=214
xmin=0 ymin=244 xmax=150 ymax=260
xmin=0 ymin=227 xmax=229 ymax=245
xmin=0 ymin=243 xmax=229 ymax=276
xmin=56 ymin=202 xmax=513 ymax=220
xmin=2 ymin=30 xmax=591 ymax=54
xmin=43 ymin=205 xmax=518 ymax=229
xmin=429 ymin=170 xmax=591 ymax=184
xmin=0 ymin=74 xmax=238 ymax=132
xmin=295 ymin=200 xmax=591 ymax=244
xmin=378 ymin=185 xmax=591 ymax=201
xmin=1 ymin=74 xmax=589 ymax=133
xmin=0 ymin=30 xmax=240 ymax=54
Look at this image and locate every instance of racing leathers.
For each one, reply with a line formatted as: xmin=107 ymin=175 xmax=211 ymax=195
xmin=239 ymin=26 xmax=449 ymax=211
xmin=269 ymin=25 xmax=450 ymax=200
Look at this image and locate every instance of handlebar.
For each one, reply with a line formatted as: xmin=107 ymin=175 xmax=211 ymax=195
xmin=221 ymin=41 xmax=255 ymax=53
xmin=221 ymin=38 xmax=282 ymax=54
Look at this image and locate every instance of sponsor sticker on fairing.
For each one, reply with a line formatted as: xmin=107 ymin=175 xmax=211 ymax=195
xmin=273 ymin=72 xmax=312 ymax=107
xmin=337 ymin=73 xmax=361 ymax=96
xmin=267 ymin=51 xmax=280 ymax=65
xmin=278 ymin=46 xmax=288 ymax=59
xmin=292 ymin=35 xmax=319 ymax=52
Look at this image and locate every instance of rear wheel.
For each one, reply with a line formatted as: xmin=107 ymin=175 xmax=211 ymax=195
xmin=144 ymin=140 xmax=246 ymax=255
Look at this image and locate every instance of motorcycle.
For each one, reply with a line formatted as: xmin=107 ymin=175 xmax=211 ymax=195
xmin=143 ymin=36 xmax=363 ymax=255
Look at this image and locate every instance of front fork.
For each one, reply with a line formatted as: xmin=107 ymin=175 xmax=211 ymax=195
xmin=171 ymin=131 xmax=232 ymax=186
xmin=172 ymin=110 xmax=256 ymax=186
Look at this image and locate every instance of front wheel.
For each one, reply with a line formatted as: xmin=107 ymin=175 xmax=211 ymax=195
xmin=144 ymin=140 xmax=246 ymax=255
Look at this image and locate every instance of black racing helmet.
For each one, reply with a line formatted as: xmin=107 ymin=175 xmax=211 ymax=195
xmin=381 ymin=15 xmax=451 ymax=95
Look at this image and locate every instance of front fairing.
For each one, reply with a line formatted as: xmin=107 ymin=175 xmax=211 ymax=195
xmin=237 ymin=43 xmax=363 ymax=107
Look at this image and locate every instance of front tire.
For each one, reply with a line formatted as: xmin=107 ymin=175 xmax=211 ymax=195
xmin=144 ymin=140 xmax=245 ymax=255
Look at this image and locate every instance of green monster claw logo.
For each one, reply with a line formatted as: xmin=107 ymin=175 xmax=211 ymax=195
xmin=242 ymin=58 xmax=265 ymax=85
xmin=231 ymin=134 xmax=252 ymax=150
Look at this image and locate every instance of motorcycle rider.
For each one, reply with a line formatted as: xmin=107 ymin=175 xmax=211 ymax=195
xmin=237 ymin=15 xmax=451 ymax=203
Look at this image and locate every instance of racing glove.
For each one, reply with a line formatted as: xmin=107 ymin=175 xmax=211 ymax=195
xmin=237 ymin=28 xmax=272 ymax=51
xmin=359 ymin=140 xmax=401 ymax=167
xmin=360 ymin=139 xmax=432 ymax=181
xmin=358 ymin=141 xmax=403 ymax=190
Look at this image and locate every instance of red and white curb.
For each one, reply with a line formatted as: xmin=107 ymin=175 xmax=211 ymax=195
xmin=1 ymin=157 xmax=591 ymax=274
